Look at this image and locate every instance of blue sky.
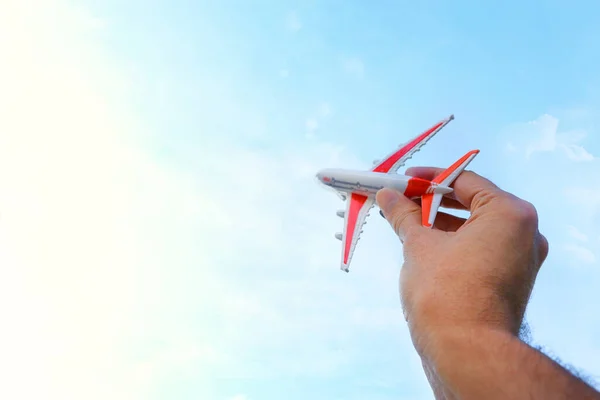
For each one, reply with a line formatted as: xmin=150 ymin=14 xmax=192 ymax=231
xmin=0 ymin=0 xmax=599 ymax=399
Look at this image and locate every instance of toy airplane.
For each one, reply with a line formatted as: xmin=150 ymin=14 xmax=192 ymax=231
xmin=315 ymin=115 xmax=479 ymax=272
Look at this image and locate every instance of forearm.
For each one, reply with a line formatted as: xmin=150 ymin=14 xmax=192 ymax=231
xmin=420 ymin=326 xmax=600 ymax=400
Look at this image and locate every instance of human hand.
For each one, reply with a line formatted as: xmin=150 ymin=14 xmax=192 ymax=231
xmin=375 ymin=169 xmax=600 ymax=400
xmin=376 ymin=168 xmax=549 ymax=353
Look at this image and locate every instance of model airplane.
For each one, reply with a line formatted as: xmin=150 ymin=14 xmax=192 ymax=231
xmin=315 ymin=115 xmax=479 ymax=272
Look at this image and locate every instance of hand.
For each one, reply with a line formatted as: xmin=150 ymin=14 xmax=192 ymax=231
xmin=376 ymin=169 xmax=600 ymax=400
xmin=376 ymin=167 xmax=549 ymax=349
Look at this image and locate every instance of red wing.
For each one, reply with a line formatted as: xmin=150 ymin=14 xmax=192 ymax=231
xmin=371 ymin=115 xmax=454 ymax=174
xmin=340 ymin=193 xmax=374 ymax=271
xmin=421 ymin=149 xmax=480 ymax=228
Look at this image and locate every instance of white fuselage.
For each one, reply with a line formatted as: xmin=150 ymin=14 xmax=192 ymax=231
xmin=317 ymin=168 xmax=407 ymax=196
xmin=316 ymin=168 xmax=453 ymax=197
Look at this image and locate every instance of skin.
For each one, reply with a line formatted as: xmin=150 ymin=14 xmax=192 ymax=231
xmin=375 ymin=167 xmax=600 ymax=400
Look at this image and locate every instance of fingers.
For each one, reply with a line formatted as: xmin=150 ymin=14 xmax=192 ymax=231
xmin=412 ymin=196 xmax=467 ymax=211
xmin=406 ymin=166 xmax=503 ymax=211
xmin=405 ymin=166 xmax=443 ymax=181
xmin=380 ymin=204 xmax=467 ymax=232
xmin=376 ymin=188 xmax=422 ymax=241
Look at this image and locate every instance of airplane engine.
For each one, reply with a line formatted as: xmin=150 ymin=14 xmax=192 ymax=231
xmin=334 ymin=232 xmax=342 ymax=240
xmin=336 ymin=210 xmax=345 ymax=218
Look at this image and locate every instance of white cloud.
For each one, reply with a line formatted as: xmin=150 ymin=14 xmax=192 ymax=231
xmin=561 ymin=143 xmax=594 ymax=162
xmin=567 ymin=225 xmax=588 ymax=242
xmin=343 ymin=57 xmax=365 ymax=78
xmin=564 ymin=244 xmax=596 ymax=265
xmin=511 ymin=114 xmax=595 ymax=161
xmin=286 ymin=11 xmax=302 ymax=32
xmin=525 ymin=114 xmax=559 ymax=157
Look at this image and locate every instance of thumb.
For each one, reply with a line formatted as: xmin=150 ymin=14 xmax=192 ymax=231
xmin=376 ymin=188 xmax=422 ymax=241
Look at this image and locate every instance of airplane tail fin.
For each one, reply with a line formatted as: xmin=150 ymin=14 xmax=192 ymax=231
xmin=421 ymin=150 xmax=480 ymax=228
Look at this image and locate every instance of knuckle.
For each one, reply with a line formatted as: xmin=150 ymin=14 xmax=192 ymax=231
xmin=513 ymin=199 xmax=539 ymax=225
xmin=495 ymin=196 xmax=539 ymax=227
xmin=460 ymin=170 xmax=478 ymax=180
xmin=471 ymin=187 xmax=502 ymax=209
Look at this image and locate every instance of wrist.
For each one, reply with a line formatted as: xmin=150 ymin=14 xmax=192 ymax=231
xmin=404 ymin=288 xmax=522 ymax=356
xmin=410 ymin=323 xmax=513 ymax=368
xmin=415 ymin=326 xmax=518 ymax=398
xmin=413 ymin=325 xmax=600 ymax=400
xmin=416 ymin=324 xmax=515 ymax=362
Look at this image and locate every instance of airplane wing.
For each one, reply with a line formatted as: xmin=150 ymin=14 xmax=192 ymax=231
xmin=371 ymin=115 xmax=455 ymax=174
xmin=421 ymin=149 xmax=480 ymax=228
xmin=340 ymin=193 xmax=375 ymax=272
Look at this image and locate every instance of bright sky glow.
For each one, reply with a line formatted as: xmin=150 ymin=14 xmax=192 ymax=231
xmin=1 ymin=1 xmax=599 ymax=399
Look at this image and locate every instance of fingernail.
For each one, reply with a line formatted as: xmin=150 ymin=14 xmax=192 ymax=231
xmin=376 ymin=188 xmax=401 ymax=215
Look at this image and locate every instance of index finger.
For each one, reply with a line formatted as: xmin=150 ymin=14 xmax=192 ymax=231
xmin=405 ymin=166 xmax=504 ymax=211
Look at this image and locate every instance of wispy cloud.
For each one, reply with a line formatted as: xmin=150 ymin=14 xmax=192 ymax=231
xmin=525 ymin=114 xmax=559 ymax=157
xmin=562 ymin=143 xmax=594 ymax=162
xmin=564 ymin=244 xmax=596 ymax=265
xmin=507 ymin=114 xmax=596 ymax=161
xmin=567 ymin=225 xmax=589 ymax=242
xmin=564 ymin=226 xmax=595 ymax=265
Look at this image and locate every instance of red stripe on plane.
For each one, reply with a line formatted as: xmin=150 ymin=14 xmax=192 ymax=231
xmin=343 ymin=193 xmax=368 ymax=265
xmin=432 ymin=149 xmax=480 ymax=184
xmin=421 ymin=193 xmax=434 ymax=227
xmin=372 ymin=121 xmax=444 ymax=173
xmin=404 ymin=177 xmax=432 ymax=198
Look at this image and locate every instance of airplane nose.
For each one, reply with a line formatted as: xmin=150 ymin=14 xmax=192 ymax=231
xmin=316 ymin=171 xmax=324 ymax=182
